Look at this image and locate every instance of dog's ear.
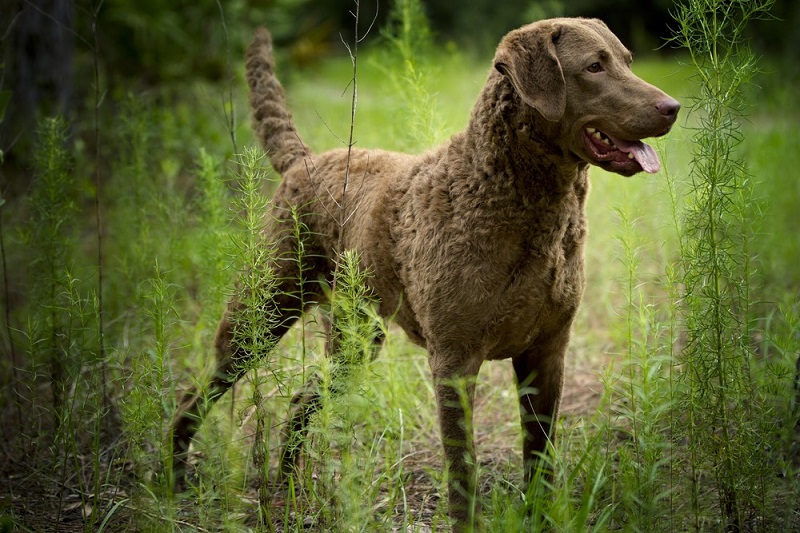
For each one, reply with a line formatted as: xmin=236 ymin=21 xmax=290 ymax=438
xmin=494 ymin=24 xmax=565 ymax=122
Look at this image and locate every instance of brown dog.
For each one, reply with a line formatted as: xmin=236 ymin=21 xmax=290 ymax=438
xmin=172 ymin=17 xmax=679 ymax=530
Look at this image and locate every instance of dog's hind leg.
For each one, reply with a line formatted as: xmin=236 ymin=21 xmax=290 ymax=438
xmin=278 ymin=303 xmax=385 ymax=480
xmin=278 ymin=372 xmax=322 ymax=480
xmin=171 ymin=254 xmax=325 ymax=488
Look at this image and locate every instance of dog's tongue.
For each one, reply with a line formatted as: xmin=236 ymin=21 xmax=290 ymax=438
xmin=606 ymin=133 xmax=661 ymax=174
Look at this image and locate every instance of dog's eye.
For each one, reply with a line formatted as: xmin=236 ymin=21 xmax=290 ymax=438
xmin=587 ymin=62 xmax=604 ymax=73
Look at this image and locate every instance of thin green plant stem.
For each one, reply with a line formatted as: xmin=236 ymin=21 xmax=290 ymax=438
xmin=615 ymin=202 xmax=642 ymax=487
xmin=290 ymin=206 xmax=310 ymax=390
xmin=90 ymin=0 xmax=109 ymax=436
xmin=662 ymin=158 xmax=682 ymax=525
xmin=330 ymin=1 xmax=362 ymax=313
xmin=225 ymin=148 xmax=281 ymax=524
xmin=328 ymin=1 xmax=379 ymax=345
xmin=28 ymin=116 xmax=75 ymax=432
xmin=380 ymin=0 xmax=440 ymax=149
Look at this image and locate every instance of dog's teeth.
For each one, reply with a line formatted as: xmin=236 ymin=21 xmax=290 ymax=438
xmin=602 ymin=137 xmax=612 ymax=146
xmin=628 ymin=152 xmax=635 ymax=160
xmin=593 ymin=131 xmax=603 ymax=141
xmin=586 ymin=127 xmax=596 ymax=133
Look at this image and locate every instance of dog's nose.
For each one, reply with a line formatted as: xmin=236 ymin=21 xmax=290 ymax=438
xmin=657 ymin=97 xmax=681 ymax=121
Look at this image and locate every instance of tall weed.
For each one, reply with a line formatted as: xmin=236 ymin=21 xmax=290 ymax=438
xmin=378 ymin=0 xmax=444 ymax=150
xmin=304 ymin=250 xmax=383 ymax=530
xmin=608 ymin=200 xmax=674 ymax=530
xmin=24 ymin=117 xmax=79 ymax=427
xmin=672 ymin=0 xmax=776 ymax=528
xmin=227 ymin=147 xmax=282 ymax=522
xmin=20 ymin=115 xmax=116 ymax=529
xmin=122 ymin=262 xmax=177 ymax=493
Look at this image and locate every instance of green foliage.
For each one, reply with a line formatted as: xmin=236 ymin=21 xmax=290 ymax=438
xmin=525 ymin=1 xmax=566 ymax=24
xmin=24 ymin=117 xmax=80 ymax=421
xmin=225 ymin=148 xmax=282 ymax=521
xmin=302 ymin=250 xmax=384 ymax=530
xmin=328 ymin=250 xmax=381 ymax=373
xmin=14 ymin=116 xmax=124 ymax=530
xmin=747 ymin=121 xmax=800 ymax=288
xmin=375 ymin=0 xmax=446 ymax=151
xmin=4 ymin=2 xmax=800 ymax=531
xmin=544 ymin=428 xmax=614 ymax=532
xmin=193 ymin=147 xmax=233 ymax=327
xmin=121 ymin=262 xmax=177 ymax=491
xmin=384 ymin=0 xmax=433 ymax=58
xmin=606 ymin=201 xmax=675 ymax=529
xmin=26 ymin=117 xmax=77 ymax=290
xmin=227 ymin=148 xmax=281 ymax=374
xmin=672 ymin=0 xmax=776 ymax=528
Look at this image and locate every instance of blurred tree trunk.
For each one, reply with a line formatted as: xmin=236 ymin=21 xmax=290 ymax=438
xmin=1 ymin=0 xmax=74 ymax=193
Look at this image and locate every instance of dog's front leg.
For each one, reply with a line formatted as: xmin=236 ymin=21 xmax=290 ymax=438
xmin=512 ymin=331 xmax=568 ymax=491
xmin=431 ymin=357 xmax=482 ymax=532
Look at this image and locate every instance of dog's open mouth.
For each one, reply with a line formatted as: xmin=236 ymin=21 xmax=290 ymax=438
xmin=583 ymin=127 xmax=660 ymax=174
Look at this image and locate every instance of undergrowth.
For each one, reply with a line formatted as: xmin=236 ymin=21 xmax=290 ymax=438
xmin=1 ymin=0 xmax=798 ymax=531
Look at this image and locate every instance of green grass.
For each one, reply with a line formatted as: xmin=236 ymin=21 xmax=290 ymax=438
xmin=2 ymin=18 xmax=799 ymax=532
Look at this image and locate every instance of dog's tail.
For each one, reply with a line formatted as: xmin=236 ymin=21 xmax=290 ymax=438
xmin=246 ymin=27 xmax=308 ymax=175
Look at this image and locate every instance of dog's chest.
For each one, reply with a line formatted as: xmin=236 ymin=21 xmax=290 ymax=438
xmin=381 ymin=162 xmax=589 ymax=355
xmin=407 ymin=193 xmax=586 ymax=357
xmin=485 ymin=207 xmax=586 ymax=354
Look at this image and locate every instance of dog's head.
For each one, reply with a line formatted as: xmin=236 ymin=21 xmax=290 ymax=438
xmin=494 ymin=17 xmax=679 ymax=176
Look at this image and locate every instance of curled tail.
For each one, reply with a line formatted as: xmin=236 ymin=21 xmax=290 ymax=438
xmin=246 ymin=27 xmax=308 ymax=175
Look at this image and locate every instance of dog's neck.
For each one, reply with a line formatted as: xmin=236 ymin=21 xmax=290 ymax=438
xmin=463 ymin=72 xmax=586 ymax=194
